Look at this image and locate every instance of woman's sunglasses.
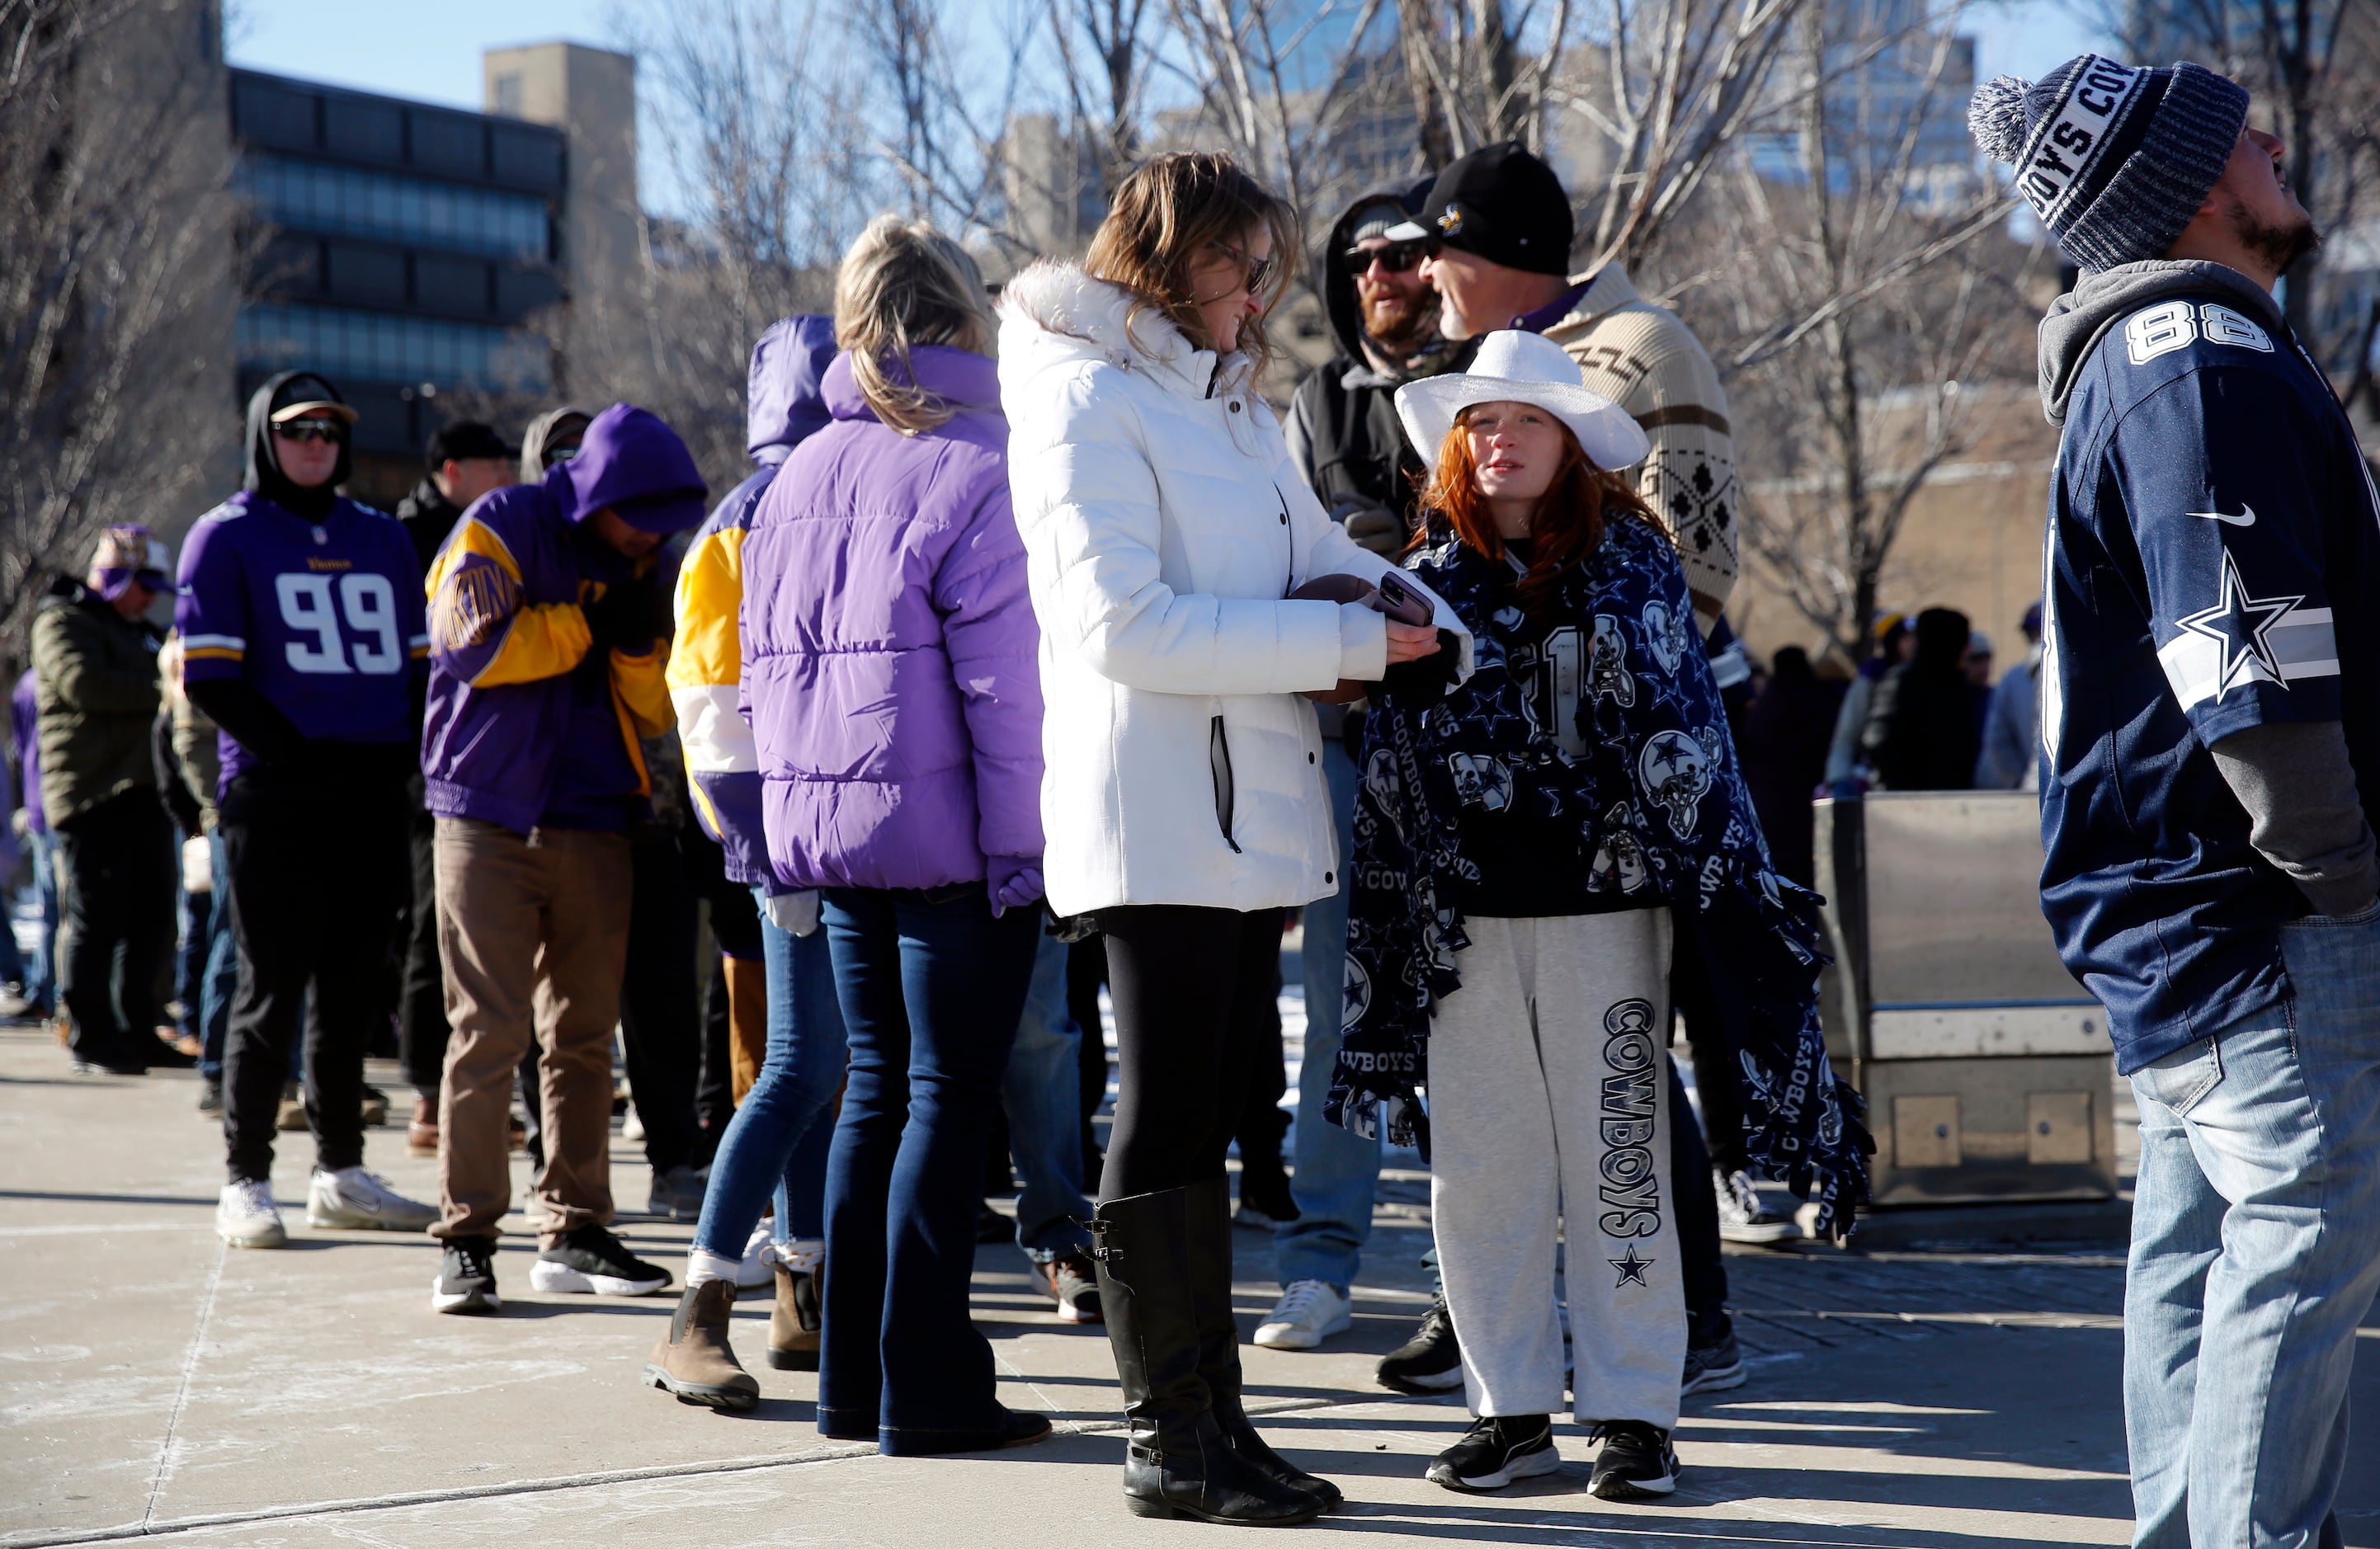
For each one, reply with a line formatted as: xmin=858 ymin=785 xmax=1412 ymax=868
xmin=1213 ymin=238 xmax=1275 ymax=296
xmin=1344 ymin=238 xmax=1434 ymax=275
xmin=273 ymin=419 xmax=342 ymax=445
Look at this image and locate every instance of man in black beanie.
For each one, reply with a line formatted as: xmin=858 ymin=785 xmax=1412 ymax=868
xmin=1977 ymin=54 xmax=2379 ymax=1547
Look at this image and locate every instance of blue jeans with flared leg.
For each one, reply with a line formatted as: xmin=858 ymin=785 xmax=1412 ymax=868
xmin=815 ymin=884 xmax=1039 ymax=1450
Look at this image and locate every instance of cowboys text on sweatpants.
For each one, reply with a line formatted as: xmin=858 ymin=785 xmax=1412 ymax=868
xmin=1428 ymin=908 xmax=1685 ymax=1427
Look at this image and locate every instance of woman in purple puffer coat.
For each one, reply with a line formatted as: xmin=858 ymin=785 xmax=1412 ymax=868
xmin=740 ymin=214 xmax=1049 ymax=1456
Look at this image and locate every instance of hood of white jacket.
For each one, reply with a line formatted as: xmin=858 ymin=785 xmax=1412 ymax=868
xmin=998 ymin=261 xmax=1258 ymax=407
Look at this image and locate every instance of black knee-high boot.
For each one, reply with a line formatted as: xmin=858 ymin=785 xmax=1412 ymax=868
xmin=1185 ymin=1176 xmax=1344 ymax=1510
xmin=1089 ymin=1185 xmax=1322 ymax=1525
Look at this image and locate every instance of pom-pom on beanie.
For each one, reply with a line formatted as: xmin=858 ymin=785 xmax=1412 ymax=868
xmin=1967 ymin=54 xmax=2247 ymax=274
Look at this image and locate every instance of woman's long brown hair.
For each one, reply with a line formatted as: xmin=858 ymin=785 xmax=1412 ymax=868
xmin=1082 ymin=151 xmax=1299 ymax=375
xmin=1418 ymin=409 xmax=1662 ymax=621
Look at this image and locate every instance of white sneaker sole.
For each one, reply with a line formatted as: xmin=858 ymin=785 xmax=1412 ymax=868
xmin=218 ymin=1220 xmax=286 ymax=1250
xmin=1379 ymin=1362 xmax=1464 ymax=1391
xmin=1054 ymin=1301 xmax=1100 ymax=1324
xmin=1254 ymin=1309 xmax=1353 ymax=1349
xmin=308 ymin=1205 xmax=436 ymax=1231
xmin=1588 ymin=1462 xmax=1678 ymax=1500
xmin=1681 ymin=1360 xmax=1746 ymax=1396
xmin=1719 ymin=1221 xmax=1802 ymax=1245
xmin=1429 ymin=1442 xmax=1563 ymax=1491
xmin=529 ymin=1259 xmax=670 ymax=1297
xmin=431 ymin=1276 xmax=502 ymax=1315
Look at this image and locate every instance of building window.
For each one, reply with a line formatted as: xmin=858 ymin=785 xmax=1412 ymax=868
xmin=238 ymin=303 xmax=551 ymax=393
xmin=236 ymin=155 xmax=552 ymax=261
xmin=492 ymin=73 xmax=524 ymax=118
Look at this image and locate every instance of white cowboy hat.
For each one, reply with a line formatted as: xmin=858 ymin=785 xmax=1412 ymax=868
xmin=1393 ymin=330 xmax=1651 ymax=473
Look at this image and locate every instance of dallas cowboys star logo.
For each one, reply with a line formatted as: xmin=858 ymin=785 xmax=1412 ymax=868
xmin=1609 ymin=1245 xmax=1654 ymax=1288
xmin=2175 ymin=549 xmax=2302 ymax=699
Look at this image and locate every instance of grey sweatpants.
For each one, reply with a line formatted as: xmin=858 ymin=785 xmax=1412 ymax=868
xmin=1427 ymin=908 xmax=1685 ymax=1427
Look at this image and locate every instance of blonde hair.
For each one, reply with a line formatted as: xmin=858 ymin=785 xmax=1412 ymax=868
xmin=833 ymin=214 xmax=994 ymax=436
xmin=1083 ymin=152 xmax=1298 ymax=375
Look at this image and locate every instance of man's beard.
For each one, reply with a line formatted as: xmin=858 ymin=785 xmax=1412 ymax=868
xmin=1363 ymin=288 xmax=1440 ymax=357
xmin=2228 ymin=198 xmax=2321 ymax=276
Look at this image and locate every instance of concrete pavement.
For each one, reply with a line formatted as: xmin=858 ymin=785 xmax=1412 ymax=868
xmin=4 ymin=1024 xmax=2376 ymax=1547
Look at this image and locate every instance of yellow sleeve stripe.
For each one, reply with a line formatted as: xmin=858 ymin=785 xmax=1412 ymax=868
xmin=185 ymin=647 xmax=244 ymax=662
xmin=475 ymin=602 xmax=592 ymax=687
xmin=666 ymin=525 xmax=746 ymax=695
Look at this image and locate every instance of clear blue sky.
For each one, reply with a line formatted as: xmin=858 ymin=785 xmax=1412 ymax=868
xmin=226 ymin=0 xmax=2114 ymax=213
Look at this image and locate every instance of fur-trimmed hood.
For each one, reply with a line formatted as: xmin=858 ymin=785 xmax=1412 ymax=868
xmin=997 ymin=260 xmax=1259 ymax=412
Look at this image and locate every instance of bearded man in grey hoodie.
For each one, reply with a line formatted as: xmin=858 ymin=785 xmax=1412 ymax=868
xmin=1973 ymin=55 xmax=2380 ymax=1547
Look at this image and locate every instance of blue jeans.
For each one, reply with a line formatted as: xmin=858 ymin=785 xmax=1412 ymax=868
xmin=23 ymin=829 xmax=59 ymax=1014
xmin=2124 ymin=904 xmax=2380 ymax=1549
xmin=1003 ymin=930 xmax=1092 ymax=1263
xmin=1275 ymin=737 xmax=1383 ymax=1292
xmin=198 ymin=835 xmax=238 ymax=1081
xmin=817 ymin=885 xmax=1039 ymax=1448
xmin=689 ymin=889 xmax=850 ymax=1259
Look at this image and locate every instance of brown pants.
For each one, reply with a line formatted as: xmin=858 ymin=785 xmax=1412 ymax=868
xmin=432 ymin=817 xmax=631 ymax=1245
xmin=723 ymin=953 xmax=770 ymax=1104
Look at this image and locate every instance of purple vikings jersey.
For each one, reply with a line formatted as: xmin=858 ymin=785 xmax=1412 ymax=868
xmin=176 ymin=491 xmax=429 ymax=789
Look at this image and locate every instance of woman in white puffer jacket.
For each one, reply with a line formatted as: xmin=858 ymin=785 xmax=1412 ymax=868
xmin=999 ymin=152 xmax=1465 ymax=1528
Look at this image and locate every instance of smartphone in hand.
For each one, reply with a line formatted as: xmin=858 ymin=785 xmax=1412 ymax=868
xmin=1373 ymin=572 xmax=1433 ymax=627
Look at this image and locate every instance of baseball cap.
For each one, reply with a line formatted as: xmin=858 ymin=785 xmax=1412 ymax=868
xmin=1384 ymin=141 xmax=1574 ymax=276
xmin=88 ymin=524 xmax=177 ymax=599
xmin=426 ymin=420 xmax=516 ymax=468
xmin=265 ymin=373 xmax=360 ymax=427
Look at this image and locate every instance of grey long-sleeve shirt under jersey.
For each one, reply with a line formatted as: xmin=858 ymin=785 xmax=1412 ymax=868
xmin=2211 ymin=718 xmax=2379 ymax=918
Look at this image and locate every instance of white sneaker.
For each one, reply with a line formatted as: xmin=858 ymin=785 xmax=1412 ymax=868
xmin=217 ymin=1179 xmax=287 ymax=1249
xmin=1254 ymin=1278 xmax=1354 ymax=1349
xmin=736 ymin=1221 xmax=776 ymax=1290
xmin=306 ymin=1166 xmax=438 ymax=1231
xmin=1713 ymin=1167 xmax=1803 ymax=1245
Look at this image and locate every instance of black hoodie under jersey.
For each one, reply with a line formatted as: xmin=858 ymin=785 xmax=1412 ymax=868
xmin=241 ymin=371 xmax=354 ymax=522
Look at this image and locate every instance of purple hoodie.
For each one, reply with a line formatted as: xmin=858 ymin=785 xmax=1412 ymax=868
xmin=739 ymin=346 xmax=1042 ymax=893
xmin=11 ymin=669 xmax=42 ymax=834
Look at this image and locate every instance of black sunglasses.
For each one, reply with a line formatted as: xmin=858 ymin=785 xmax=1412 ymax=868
xmin=1213 ymin=238 xmax=1275 ymax=296
xmin=274 ymin=419 xmax=342 ymax=444
xmin=1344 ymin=238 xmax=1434 ymax=274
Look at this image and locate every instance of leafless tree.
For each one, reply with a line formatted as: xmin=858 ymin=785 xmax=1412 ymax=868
xmin=1394 ymin=0 xmax=1571 ymax=160
xmin=0 ymin=0 xmax=235 ymax=638
xmin=596 ymin=0 xmax=877 ymax=489
xmin=1712 ymin=1 xmax=2034 ymax=659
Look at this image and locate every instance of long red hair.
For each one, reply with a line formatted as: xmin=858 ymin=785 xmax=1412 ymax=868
xmin=1417 ymin=410 xmax=1661 ymax=620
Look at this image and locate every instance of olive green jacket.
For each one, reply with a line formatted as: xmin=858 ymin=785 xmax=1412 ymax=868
xmin=31 ymin=581 xmax=162 ymax=827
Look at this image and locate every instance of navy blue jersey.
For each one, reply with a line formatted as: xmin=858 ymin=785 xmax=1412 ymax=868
xmin=177 ymin=490 xmax=430 ymax=789
xmin=2039 ymin=290 xmax=2380 ymax=1071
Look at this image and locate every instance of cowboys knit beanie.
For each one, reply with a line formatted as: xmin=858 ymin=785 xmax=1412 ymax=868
xmin=1968 ymin=54 xmax=2246 ymax=273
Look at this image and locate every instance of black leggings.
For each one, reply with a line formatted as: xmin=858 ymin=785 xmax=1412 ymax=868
xmin=1098 ymin=904 xmax=1284 ymax=1203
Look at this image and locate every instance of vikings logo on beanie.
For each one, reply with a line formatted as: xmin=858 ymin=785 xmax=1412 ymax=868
xmin=1968 ymin=53 xmax=2247 ymax=275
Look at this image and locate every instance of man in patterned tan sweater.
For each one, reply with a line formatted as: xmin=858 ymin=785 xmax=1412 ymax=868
xmin=1393 ymin=142 xmax=1741 ymax=637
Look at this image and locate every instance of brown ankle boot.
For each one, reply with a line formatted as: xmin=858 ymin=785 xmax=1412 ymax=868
xmin=768 ymin=1258 xmax=822 ymax=1371
xmin=642 ymin=1280 xmax=760 ymax=1411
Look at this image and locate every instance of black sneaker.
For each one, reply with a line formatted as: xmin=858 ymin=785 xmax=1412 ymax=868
xmin=432 ymin=1236 xmax=502 ymax=1315
xmin=196 ymin=1077 xmax=224 ymax=1113
xmin=1587 ymin=1420 xmax=1680 ymax=1500
xmin=1682 ymin=1325 xmax=1746 ymax=1396
xmin=1425 ymin=1415 xmax=1562 ymax=1492
xmin=1378 ymin=1293 xmax=1464 ymax=1394
xmin=529 ymin=1223 xmax=672 ymax=1297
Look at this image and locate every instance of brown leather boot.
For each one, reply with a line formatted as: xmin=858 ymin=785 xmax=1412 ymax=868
xmin=407 ymin=1098 xmax=439 ymax=1157
xmin=642 ymin=1280 xmax=760 ymax=1411
xmin=768 ymin=1257 xmax=822 ymax=1371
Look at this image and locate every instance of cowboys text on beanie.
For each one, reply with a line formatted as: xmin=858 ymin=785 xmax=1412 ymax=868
xmin=1967 ymin=53 xmax=2246 ymax=273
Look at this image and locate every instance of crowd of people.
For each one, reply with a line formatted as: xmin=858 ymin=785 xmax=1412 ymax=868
xmin=12 ymin=47 xmax=2376 ymax=1541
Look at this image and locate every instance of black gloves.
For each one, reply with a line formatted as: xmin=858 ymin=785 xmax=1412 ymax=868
xmin=583 ymin=567 xmax=667 ymax=656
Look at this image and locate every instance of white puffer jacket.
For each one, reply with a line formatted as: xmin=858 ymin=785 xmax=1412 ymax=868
xmin=1000 ymin=261 xmax=1471 ymax=916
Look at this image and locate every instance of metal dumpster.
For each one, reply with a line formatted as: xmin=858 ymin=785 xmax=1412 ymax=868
xmin=1813 ymin=791 xmax=2119 ymax=1207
